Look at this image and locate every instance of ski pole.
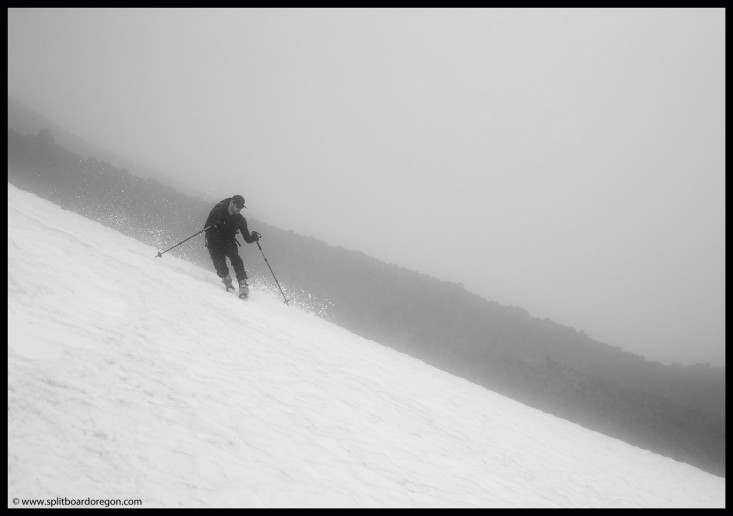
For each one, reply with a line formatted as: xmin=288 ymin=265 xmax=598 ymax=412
xmin=256 ymin=240 xmax=289 ymax=305
xmin=155 ymin=226 xmax=210 ymax=258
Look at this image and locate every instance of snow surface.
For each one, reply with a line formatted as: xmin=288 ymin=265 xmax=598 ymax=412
xmin=7 ymin=184 xmax=725 ymax=508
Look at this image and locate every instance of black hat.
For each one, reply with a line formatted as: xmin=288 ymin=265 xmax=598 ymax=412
xmin=232 ymin=195 xmax=247 ymax=209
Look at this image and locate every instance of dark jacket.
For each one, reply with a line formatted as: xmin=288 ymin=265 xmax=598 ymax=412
xmin=205 ymin=198 xmax=257 ymax=247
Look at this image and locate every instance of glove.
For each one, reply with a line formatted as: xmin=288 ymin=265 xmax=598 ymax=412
xmin=252 ymin=231 xmax=261 ymax=241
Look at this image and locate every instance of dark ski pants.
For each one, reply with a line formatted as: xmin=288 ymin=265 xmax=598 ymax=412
xmin=208 ymin=240 xmax=248 ymax=284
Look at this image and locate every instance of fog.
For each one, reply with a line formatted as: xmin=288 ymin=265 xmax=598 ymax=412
xmin=7 ymin=8 xmax=725 ymax=367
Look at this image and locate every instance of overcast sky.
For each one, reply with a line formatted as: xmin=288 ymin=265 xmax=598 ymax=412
xmin=8 ymin=8 xmax=725 ymax=367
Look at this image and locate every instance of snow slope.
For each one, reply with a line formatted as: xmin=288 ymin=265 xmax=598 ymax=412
xmin=7 ymin=184 xmax=725 ymax=508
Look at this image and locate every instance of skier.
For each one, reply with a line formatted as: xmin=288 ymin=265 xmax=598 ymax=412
xmin=204 ymin=195 xmax=261 ymax=299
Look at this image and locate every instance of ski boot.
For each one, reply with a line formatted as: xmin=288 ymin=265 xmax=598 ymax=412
xmin=222 ymin=274 xmax=236 ymax=294
xmin=238 ymin=279 xmax=249 ymax=299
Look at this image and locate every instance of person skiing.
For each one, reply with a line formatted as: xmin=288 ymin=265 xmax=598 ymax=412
xmin=204 ymin=195 xmax=261 ymax=299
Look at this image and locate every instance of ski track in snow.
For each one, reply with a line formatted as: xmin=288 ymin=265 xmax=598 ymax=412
xmin=7 ymin=184 xmax=725 ymax=508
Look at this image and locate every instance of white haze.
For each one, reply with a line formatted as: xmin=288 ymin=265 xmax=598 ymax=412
xmin=7 ymin=8 xmax=725 ymax=367
xmin=7 ymin=184 xmax=725 ymax=508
